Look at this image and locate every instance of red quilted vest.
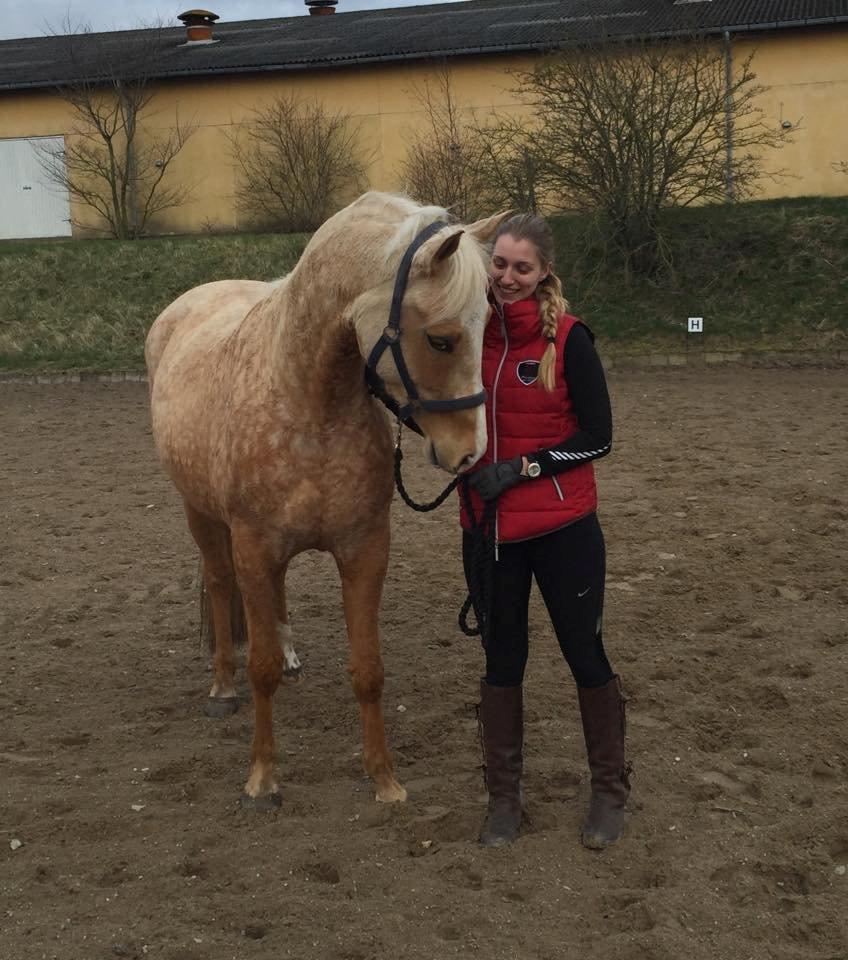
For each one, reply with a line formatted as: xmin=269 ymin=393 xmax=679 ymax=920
xmin=459 ymin=297 xmax=598 ymax=543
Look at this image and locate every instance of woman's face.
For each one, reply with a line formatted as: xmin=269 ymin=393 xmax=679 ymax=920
xmin=489 ymin=234 xmax=550 ymax=304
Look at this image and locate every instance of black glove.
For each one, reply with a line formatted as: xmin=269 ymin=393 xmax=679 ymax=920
xmin=469 ymin=456 xmax=524 ymax=501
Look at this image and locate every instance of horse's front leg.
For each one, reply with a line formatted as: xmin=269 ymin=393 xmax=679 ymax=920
xmin=230 ymin=523 xmax=285 ymax=808
xmin=335 ymin=520 xmax=407 ymax=803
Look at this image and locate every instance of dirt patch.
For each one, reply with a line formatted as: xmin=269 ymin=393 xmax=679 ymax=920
xmin=1 ymin=369 xmax=846 ymax=960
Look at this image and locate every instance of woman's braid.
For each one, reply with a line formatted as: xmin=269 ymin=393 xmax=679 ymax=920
xmin=537 ymin=273 xmax=568 ymax=392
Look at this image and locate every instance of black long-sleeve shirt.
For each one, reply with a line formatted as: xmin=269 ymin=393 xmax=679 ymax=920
xmin=533 ymin=324 xmax=613 ymax=477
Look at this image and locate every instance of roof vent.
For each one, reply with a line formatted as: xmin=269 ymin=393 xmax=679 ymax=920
xmin=177 ymin=9 xmax=220 ymax=44
xmin=306 ymin=1 xmax=338 ymax=15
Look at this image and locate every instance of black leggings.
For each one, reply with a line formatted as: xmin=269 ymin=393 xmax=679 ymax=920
xmin=463 ymin=512 xmax=614 ymax=689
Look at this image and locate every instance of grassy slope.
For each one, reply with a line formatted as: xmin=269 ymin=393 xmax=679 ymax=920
xmin=553 ymin=196 xmax=848 ymax=355
xmin=0 ymin=197 xmax=846 ymax=372
xmin=0 ymin=233 xmax=309 ymax=372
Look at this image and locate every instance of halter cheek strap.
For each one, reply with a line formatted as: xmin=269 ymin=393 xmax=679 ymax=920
xmin=365 ymin=221 xmax=487 ymax=428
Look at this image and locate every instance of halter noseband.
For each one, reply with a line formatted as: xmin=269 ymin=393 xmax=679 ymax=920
xmin=365 ymin=220 xmax=487 ymax=435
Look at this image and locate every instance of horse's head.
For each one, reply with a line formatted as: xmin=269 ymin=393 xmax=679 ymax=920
xmin=352 ymin=207 xmax=512 ymax=474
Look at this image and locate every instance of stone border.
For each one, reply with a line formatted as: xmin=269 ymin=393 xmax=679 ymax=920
xmin=604 ymin=349 xmax=848 ymax=371
xmin=1 ymin=349 xmax=846 ymax=384
xmin=0 ymin=370 xmax=148 ymax=385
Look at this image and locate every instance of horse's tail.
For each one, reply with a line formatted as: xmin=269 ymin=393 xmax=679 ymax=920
xmin=198 ymin=558 xmax=247 ymax=653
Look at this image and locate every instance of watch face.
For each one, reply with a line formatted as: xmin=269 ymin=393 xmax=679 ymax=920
xmin=528 ymin=462 xmax=541 ymax=478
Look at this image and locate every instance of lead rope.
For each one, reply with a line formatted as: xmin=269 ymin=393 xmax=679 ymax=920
xmin=392 ymin=422 xmax=495 ymax=648
xmin=393 ymin=421 xmax=459 ymax=512
xmin=457 ymin=481 xmax=496 ymax=648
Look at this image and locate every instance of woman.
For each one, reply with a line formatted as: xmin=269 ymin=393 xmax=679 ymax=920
xmin=461 ymin=213 xmax=630 ymax=849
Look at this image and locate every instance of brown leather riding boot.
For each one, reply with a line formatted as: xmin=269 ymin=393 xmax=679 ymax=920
xmin=577 ymin=675 xmax=631 ymax=849
xmin=478 ymin=680 xmax=523 ymax=847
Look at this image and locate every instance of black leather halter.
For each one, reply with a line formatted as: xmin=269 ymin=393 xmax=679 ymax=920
xmin=364 ymin=220 xmax=487 ymax=436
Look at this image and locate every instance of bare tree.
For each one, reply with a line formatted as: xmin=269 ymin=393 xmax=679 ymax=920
xmin=35 ymin=21 xmax=197 ymax=239
xmin=400 ymin=67 xmax=543 ymax=221
xmin=489 ymin=38 xmax=791 ymax=275
xmin=400 ymin=64 xmax=488 ymax=221
xmin=473 ymin=112 xmax=542 ymax=214
xmin=228 ymin=94 xmax=368 ymax=232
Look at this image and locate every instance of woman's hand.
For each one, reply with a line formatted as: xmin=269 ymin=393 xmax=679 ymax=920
xmin=469 ymin=457 xmax=524 ymax=501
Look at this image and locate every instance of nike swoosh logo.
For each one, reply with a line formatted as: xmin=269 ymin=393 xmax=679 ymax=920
xmin=577 ymin=587 xmax=590 ymax=598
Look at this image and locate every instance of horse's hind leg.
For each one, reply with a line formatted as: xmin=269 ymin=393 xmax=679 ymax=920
xmin=276 ymin=569 xmax=303 ymax=682
xmin=184 ymin=502 xmax=240 ymax=718
xmin=335 ymin=520 xmax=406 ymax=804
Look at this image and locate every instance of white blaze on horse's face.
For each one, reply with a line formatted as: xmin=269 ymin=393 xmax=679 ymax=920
xmin=357 ymin=211 xmax=512 ymax=475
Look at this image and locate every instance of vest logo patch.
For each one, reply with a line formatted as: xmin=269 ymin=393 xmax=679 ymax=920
xmin=517 ymin=360 xmax=540 ymax=385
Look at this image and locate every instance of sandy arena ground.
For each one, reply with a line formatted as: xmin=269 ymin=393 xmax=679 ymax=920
xmin=1 ymin=368 xmax=846 ymax=960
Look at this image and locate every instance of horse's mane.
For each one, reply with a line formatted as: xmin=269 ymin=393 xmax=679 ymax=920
xmin=382 ymin=193 xmax=453 ymax=256
xmin=378 ymin=193 xmax=488 ymax=327
xmin=273 ymin=193 xmax=488 ymax=329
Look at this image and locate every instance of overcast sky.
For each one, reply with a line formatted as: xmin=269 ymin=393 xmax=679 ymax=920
xmin=0 ymin=0 xmax=473 ymax=41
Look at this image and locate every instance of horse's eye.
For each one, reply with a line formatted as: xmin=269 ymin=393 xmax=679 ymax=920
xmin=426 ymin=334 xmax=454 ymax=354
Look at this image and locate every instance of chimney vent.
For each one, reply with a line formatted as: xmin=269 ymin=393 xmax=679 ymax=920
xmin=306 ymin=1 xmax=338 ymax=15
xmin=177 ymin=9 xmax=220 ymax=43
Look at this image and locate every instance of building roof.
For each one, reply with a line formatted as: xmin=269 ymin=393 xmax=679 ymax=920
xmin=2 ymin=0 xmax=848 ymax=92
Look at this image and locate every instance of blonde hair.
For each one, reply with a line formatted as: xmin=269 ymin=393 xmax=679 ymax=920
xmin=494 ymin=214 xmax=568 ymax=391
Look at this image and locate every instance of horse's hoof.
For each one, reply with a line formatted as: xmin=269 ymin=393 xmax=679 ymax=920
xmin=204 ymin=696 xmax=239 ymax=718
xmin=239 ymin=792 xmax=282 ymax=811
xmin=376 ymin=780 xmax=408 ymax=804
xmin=282 ymin=641 xmax=302 ymax=682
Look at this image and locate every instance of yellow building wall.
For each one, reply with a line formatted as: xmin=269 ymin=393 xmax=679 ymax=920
xmin=143 ymin=57 xmax=527 ymax=234
xmin=1 ymin=26 xmax=846 ymax=237
xmin=735 ymin=30 xmax=848 ymax=196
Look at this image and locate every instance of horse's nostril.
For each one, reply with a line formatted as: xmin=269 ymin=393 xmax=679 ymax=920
xmin=456 ymin=453 xmax=477 ymax=474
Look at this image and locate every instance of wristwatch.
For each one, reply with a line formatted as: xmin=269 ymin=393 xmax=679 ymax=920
xmin=526 ymin=456 xmax=541 ymax=479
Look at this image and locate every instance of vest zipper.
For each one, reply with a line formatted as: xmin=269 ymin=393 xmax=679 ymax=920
xmin=491 ymin=301 xmax=509 ymax=560
xmin=552 ymin=476 xmax=565 ymax=500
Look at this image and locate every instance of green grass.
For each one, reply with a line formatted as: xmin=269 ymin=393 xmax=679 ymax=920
xmin=1 ymin=197 xmax=846 ymax=372
xmin=0 ymin=233 xmax=309 ymax=372
xmin=552 ymin=196 xmax=848 ymax=354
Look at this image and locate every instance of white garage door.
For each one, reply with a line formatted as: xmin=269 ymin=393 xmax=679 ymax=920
xmin=0 ymin=136 xmax=73 ymax=240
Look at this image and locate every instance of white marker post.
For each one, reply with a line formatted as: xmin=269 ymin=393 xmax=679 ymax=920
xmin=685 ymin=317 xmax=704 ymax=362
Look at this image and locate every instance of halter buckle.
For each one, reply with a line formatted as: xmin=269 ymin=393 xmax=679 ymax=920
xmin=382 ymin=325 xmax=400 ymax=344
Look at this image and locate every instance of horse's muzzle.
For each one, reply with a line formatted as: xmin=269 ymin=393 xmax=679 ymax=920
xmin=428 ymin=440 xmax=483 ymax=475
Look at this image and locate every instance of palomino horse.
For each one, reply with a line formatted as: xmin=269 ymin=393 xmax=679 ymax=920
xmin=145 ymin=192 xmax=508 ymax=808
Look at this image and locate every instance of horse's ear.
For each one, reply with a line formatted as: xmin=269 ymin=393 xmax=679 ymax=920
xmin=465 ymin=210 xmax=515 ymax=243
xmin=416 ymin=228 xmax=465 ymax=274
xmin=434 ymin=229 xmax=464 ymax=263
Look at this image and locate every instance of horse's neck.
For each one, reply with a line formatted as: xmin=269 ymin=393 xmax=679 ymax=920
xmin=256 ymin=273 xmax=374 ymax=427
